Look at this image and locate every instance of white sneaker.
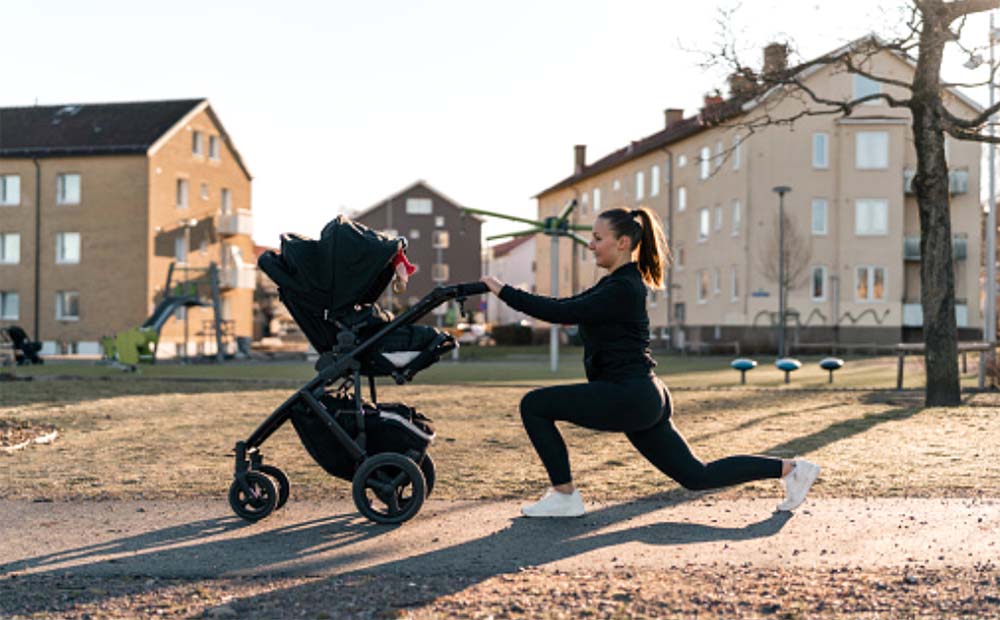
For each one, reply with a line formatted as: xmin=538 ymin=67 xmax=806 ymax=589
xmin=521 ymin=488 xmax=586 ymax=518
xmin=777 ymin=459 xmax=821 ymax=512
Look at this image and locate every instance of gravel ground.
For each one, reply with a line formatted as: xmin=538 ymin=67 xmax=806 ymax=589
xmin=2 ymin=565 xmax=999 ymax=619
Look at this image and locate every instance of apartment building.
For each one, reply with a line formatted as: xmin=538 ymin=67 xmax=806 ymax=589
xmin=0 ymin=99 xmax=254 ymax=356
xmin=484 ymin=234 xmax=536 ymax=325
xmin=534 ymin=41 xmax=984 ymax=351
xmin=353 ymin=181 xmax=483 ymax=319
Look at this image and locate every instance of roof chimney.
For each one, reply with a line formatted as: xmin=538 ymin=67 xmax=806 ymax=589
xmin=664 ymin=108 xmax=684 ymax=128
xmin=703 ymin=92 xmax=724 ymax=108
xmin=763 ymin=42 xmax=789 ymax=79
xmin=727 ymin=70 xmax=758 ymax=99
xmin=574 ymin=145 xmax=586 ymax=175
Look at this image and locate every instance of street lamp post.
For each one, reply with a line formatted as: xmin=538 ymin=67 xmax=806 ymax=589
xmin=987 ymin=13 xmax=998 ymax=384
xmin=772 ymin=186 xmax=792 ymax=358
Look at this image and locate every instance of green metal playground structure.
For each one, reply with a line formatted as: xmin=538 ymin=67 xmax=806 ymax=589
xmin=100 ymin=261 xmax=229 ymax=367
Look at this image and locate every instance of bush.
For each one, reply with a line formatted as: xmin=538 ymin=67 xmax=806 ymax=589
xmin=491 ymin=323 xmax=533 ymax=346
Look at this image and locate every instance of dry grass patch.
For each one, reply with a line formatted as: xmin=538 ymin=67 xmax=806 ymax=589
xmin=2 ymin=379 xmax=998 ymax=502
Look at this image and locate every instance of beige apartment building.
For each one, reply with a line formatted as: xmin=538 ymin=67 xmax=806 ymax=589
xmin=535 ymin=41 xmax=984 ymax=352
xmin=0 ymin=99 xmax=255 ymax=357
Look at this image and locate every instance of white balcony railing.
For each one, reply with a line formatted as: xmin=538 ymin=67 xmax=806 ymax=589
xmin=220 ymin=264 xmax=256 ymax=289
xmin=216 ymin=209 xmax=253 ymax=236
xmin=902 ymin=302 xmax=969 ymax=327
xmin=903 ymin=169 xmax=969 ymax=195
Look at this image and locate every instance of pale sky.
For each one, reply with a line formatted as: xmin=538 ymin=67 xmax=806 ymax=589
xmin=2 ymin=0 xmax=994 ymax=245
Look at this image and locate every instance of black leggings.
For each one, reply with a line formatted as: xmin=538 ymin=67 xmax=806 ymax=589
xmin=518 ymin=375 xmax=783 ymax=489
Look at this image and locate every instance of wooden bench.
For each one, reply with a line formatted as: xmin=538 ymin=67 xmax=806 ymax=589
xmin=895 ymin=341 xmax=994 ymax=389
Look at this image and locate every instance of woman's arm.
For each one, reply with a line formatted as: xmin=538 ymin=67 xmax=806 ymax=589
xmin=490 ymin=278 xmax=634 ymax=325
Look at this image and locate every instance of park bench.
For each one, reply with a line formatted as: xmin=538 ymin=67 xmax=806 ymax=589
xmin=895 ymin=341 xmax=994 ymax=389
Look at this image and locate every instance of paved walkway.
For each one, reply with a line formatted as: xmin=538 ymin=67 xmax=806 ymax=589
xmin=2 ymin=498 xmax=997 ymax=579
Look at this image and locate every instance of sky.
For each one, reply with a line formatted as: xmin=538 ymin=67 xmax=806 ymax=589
xmin=2 ymin=0 xmax=996 ymax=246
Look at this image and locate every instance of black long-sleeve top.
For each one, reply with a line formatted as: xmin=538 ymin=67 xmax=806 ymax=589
xmin=498 ymin=262 xmax=655 ymax=381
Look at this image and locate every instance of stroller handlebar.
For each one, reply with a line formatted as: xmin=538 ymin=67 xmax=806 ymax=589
xmin=448 ymin=281 xmax=490 ymax=297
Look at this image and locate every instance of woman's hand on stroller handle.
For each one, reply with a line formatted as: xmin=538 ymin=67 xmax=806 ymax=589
xmin=481 ymin=275 xmax=504 ymax=295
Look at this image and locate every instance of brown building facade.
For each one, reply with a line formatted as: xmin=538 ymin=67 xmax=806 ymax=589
xmin=0 ymin=99 xmax=254 ymax=356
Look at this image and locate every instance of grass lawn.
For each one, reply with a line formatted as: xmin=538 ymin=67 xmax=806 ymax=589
xmin=3 ymin=352 xmax=997 ymax=503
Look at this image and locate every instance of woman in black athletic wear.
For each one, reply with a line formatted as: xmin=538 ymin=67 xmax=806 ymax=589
xmin=481 ymin=206 xmax=820 ymax=517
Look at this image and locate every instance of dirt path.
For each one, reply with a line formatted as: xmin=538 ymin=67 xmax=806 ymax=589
xmin=3 ymin=497 xmax=998 ymax=619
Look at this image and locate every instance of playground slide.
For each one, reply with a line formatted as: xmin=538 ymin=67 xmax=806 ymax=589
xmin=141 ymin=295 xmax=202 ymax=331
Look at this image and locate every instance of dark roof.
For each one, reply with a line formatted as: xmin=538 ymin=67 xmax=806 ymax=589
xmin=490 ymin=234 xmax=534 ymax=258
xmin=353 ymin=180 xmax=485 ymax=223
xmin=536 ymin=98 xmax=746 ymax=198
xmin=0 ymin=98 xmax=206 ymax=158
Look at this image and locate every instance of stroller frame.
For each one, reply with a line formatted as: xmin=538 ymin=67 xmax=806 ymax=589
xmin=230 ymin=280 xmax=487 ymax=524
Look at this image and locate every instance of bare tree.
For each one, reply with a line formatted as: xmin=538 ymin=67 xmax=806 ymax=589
xmin=701 ymin=0 xmax=1000 ymax=406
xmin=757 ymin=211 xmax=814 ymax=292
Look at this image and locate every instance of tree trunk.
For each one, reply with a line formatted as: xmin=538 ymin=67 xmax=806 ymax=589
xmin=911 ymin=10 xmax=961 ymax=406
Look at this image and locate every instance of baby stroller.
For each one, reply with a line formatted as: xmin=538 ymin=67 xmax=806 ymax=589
xmin=230 ymin=215 xmax=487 ymax=524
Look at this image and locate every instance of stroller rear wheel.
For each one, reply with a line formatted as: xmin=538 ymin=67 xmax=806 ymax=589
xmin=257 ymin=465 xmax=290 ymax=510
xmin=228 ymin=471 xmax=278 ymax=522
xmin=352 ymin=453 xmax=426 ymax=524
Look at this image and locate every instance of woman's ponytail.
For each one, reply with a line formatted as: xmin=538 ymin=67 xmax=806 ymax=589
xmin=632 ymin=207 xmax=669 ymax=289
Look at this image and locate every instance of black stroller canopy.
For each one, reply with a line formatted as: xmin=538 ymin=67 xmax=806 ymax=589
xmin=261 ymin=215 xmax=400 ymax=316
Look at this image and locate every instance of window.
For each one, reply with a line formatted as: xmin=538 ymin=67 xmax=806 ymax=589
xmin=593 ymin=188 xmax=601 ymax=212
xmin=713 ymin=206 xmax=723 ymax=231
xmin=0 ymin=291 xmax=18 ymax=320
xmin=209 ymin=135 xmax=220 ymax=160
xmin=697 ymin=270 xmax=709 ymax=303
xmin=406 ymin=198 xmax=432 ymax=214
xmin=200 ymin=183 xmax=209 ymax=200
xmin=192 ymin=131 xmax=204 ymax=156
xmin=56 ymin=291 xmax=80 ymax=320
xmin=698 ymin=208 xmax=710 ymax=241
xmin=435 ymin=215 xmax=445 ymax=228
xmin=732 ymin=136 xmax=742 ymax=170
xmin=613 ymin=178 xmax=621 ymax=191
xmin=856 ymin=266 xmax=886 ymax=301
xmin=57 ymin=174 xmax=81 ymax=205
xmin=853 ymin=73 xmax=882 ymax=104
xmin=0 ymin=233 xmax=19 ymax=264
xmin=649 ymin=290 xmax=657 ymax=307
xmin=635 ymin=170 xmax=644 ymax=200
xmin=221 ymin=188 xmax=232 ymax=213
xmin=731 ymin=267 xmax=739 ymax=301
xmin=0 ymin=175 xmax=20 ymax=206
xmin=677 ymin=154 xmax=687 ymax=168
xmin=432 ymin=230 xmax=449 ymax=249
xmin=811 ymin=198 xmax=828 ymax=235
xmin=56 ymin=232 xmax=81 ymax=264
xmin=677 ymin=186 xmax=686 ymax=211
xmin=855 ymin=199 xmax=889 ymax=235
xmin=432 ymin=263 xmax=449 ymax=282
xmin=714 ymin=141 xmax=723 ymax=171
xmin=712 ymin=267 xmax=720 ymax=293
xmin=675 ymin=244 xmax=685 ymax=268
xmin=811 ymin=266 xmax=827 ymax=301
xmin=812 ymin=133 xmax=829 ymax=169
xmin=699 ymin=146 xmax=711 ymax=180
xmin=409 ymin=229 xmax=420 ymax=240
xmin=580 ymin=192 xmax=589 ymax=215
xmin=731 ymin=200 xmax=741 ymax=236
xmin=383 ymin=228 xmax=399 ymax=239
xmin=856 ymin=131 xmax=889 ymax=169
xmin=176 ymin=178 xmax=189 ymax=209
xmin=650 ymin=165 xmax=660 ymax=196
xmin=174 ymin=236 xmax=188 ymax=263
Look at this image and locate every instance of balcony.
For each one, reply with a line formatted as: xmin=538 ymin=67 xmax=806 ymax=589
xmin=220 ymin=264 xmax=256 ymax=289
xmin=903 ymin=169 xmax=969 ymax=195
xmin=215 ymin=209 xmax=253 ymax=236
xmin=903 ymin=235 xmax=967 ymax=261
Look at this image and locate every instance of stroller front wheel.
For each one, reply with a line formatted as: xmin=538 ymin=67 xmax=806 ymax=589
xmin=257 ymin=465 xmax=290 ymax=510
xmin=352 ymin=453 xmax=426 ymax=524
xmin=228 ymin=471 xmax=278 ymax=522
